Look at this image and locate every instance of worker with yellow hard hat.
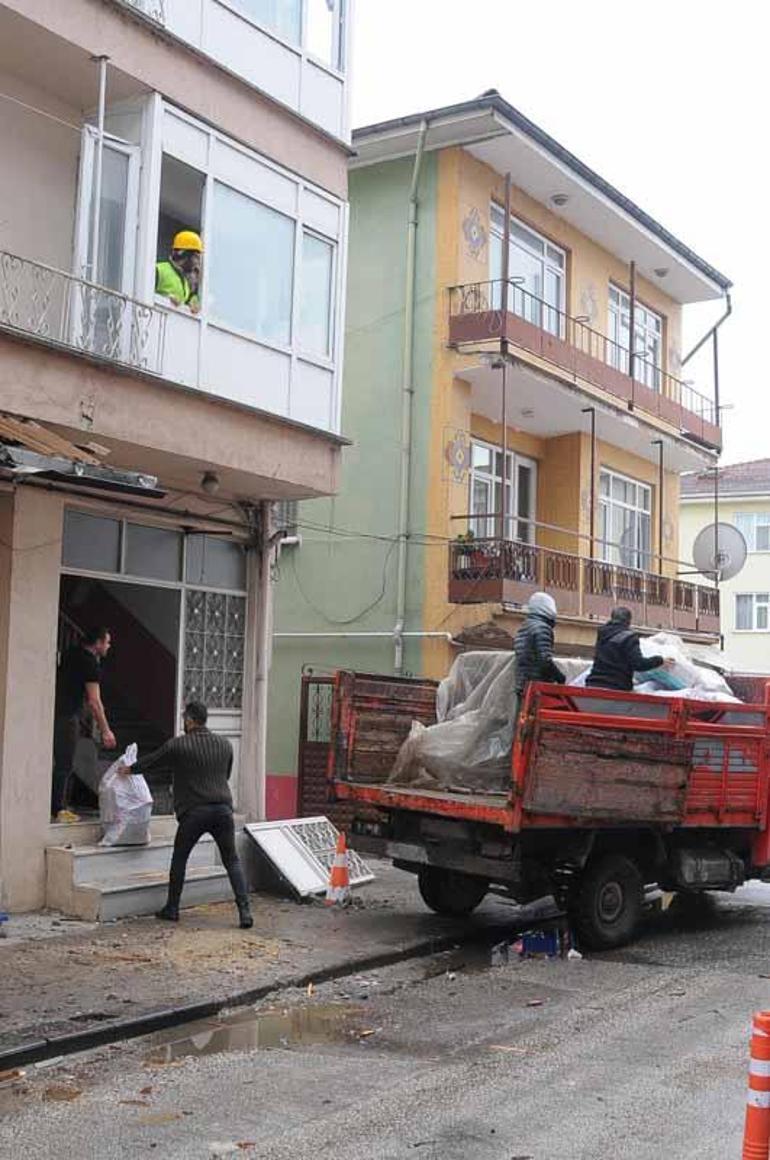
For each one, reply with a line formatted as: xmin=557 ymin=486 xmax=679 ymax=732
xmin=155 ymin=230 xmax=203 ymax=314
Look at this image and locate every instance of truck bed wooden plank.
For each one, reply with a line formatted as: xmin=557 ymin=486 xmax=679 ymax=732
xmin=523 ymin=724 xmax=690 ymax=822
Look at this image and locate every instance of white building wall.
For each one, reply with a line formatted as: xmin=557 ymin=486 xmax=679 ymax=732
xmin=680 ymin=496 xmax=770 ymax=672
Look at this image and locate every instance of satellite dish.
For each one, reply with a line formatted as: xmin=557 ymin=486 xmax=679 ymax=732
xmin=693 ymin=522 xmax=747 ymax=581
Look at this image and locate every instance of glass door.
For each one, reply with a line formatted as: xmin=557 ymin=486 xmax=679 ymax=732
xmin=73 ymin=130 xmax=140 ymax=360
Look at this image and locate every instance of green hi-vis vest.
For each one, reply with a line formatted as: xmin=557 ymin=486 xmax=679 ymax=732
xmin=155 ymin=261 xmax=198 ymax=306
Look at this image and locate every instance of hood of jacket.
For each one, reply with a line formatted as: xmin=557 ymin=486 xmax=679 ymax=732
xmin=597 ymin=621 xmax=634 ymax=645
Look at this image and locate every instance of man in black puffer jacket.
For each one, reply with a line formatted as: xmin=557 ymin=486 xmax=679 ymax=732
xmin=586 ymin=607 xmax=667 ymax=692
xmin=513 ymin=591 xmax=566 ymax=718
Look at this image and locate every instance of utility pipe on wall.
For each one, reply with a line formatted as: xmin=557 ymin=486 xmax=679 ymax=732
xmin=394 ymin=119 xmax=428 ymax=676
xmin=254 ymin=501 xmax=275 ymax=821
xmin=275 ymin=631 xmax=453 ymax=641
xmin=582 ymin=407 xmax=596 ymax=557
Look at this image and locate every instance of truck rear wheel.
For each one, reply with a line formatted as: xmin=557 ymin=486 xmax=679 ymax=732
xmin=571 ymin=854 xmax=644 ymax=950
xmin=417 ymin=867 xmax=488 ymax=917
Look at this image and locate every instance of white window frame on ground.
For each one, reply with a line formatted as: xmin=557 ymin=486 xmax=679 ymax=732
xmin=489 ymin=204 xmax=566 ymax=337
xmin=599 ymin=467 xmax=652 ymax=571
xmin=608 ymin=284 xmax=663 ymax=391
xmin=734 ymin=512 xmax=770 ymax=553
xmin=735 ymin=593 xmax=770 ymax=632
xmin=469 ymin=439 xmax=538 ymax=542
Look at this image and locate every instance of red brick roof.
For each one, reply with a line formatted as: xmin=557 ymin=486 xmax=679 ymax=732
xmin=681 ymin=460 xmax=770 ymax=497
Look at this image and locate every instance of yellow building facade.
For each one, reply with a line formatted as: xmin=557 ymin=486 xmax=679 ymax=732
xmin=351 ymin=94 xmax=730 ymax=680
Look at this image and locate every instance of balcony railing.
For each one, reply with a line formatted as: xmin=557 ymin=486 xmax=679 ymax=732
xmin=0 ymin=251 xmax=167 ymax=376
xmin=447 ymin=279 xmax=720 ymax=448
xmin=449 ymin=537 xmax=720 ymax=636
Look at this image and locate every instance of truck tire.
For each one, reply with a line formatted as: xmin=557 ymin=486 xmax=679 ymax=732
xmin=417 ymin=867 xmax=488 ymax=916
xmin=571 ymin=854 xmax=644 ymax=950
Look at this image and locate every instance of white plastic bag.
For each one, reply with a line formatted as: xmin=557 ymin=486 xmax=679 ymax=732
xmin=99 ymin=743 xmax=153 ymax=847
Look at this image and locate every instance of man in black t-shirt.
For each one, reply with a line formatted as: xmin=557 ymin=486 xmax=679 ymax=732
xmin=52 ymin=626 xmax=116 ymax=820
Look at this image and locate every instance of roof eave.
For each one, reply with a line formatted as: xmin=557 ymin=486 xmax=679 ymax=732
xmin=353 ymin=93 xmax=732 ymax=297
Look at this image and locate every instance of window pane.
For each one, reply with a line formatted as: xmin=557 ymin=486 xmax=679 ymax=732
xmin=759 ymin=605 xmax=768 ymax=631
xmin=185 ymin=535 xmax=247 ymax=590
xmin=305 ymin=0 xmax=339 ymax=67
xmin=757 ymin=594 xmax=770 ymax=604
xmin=62 ymin=510 xmax=121 ymax=572
xmin=125 ymin=523 xmax=182 ymax=581
xmin=300 ymin=233 xmax=334 ymax=356
xmin=472 ymin=443 xmax=492 ymax=471
xmin=758 ymin=526 xmax=770 ymax=551
xmin=735 ymin=512 xmax=755 ymax=551
xmin=510 ymin=220 xmax=544 ymax=253
xmin=234 ymin=0 xmax=301 ymax=42
xmin=546 ymin=244 xmax=564 ymax=268
xmin=90 ymin=146 xmax=129 ymax=291
xmin=736 ymin=595 xmax=753 ymax=630
xmin=209 ymin=183 xmax=295 ymax=345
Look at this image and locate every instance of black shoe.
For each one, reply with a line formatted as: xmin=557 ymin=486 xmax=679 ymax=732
xmin=155 ymin=905 xmax=179 ymax=922
xmin=237 ymin=900 xmax=253 ymax=930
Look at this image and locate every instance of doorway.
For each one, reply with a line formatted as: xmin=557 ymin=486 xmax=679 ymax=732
xmin=55 ymin=508 xmax=249 ymax=817
xmin=59 ymin=575 xmax=180 ymax=814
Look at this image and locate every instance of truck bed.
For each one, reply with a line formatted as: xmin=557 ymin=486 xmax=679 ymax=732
xmin=329 ymin=671 xmax=770 ymax=839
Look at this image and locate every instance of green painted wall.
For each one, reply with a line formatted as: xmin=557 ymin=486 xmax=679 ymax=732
xmin=267 ymin=155 xmax=438 ymax=779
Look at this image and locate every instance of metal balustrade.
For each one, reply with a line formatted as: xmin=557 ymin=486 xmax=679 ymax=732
xmin=448 ymin=535 xmax=720 ymax=635
xmin=0 ymin=251 xmax=167 ymax=376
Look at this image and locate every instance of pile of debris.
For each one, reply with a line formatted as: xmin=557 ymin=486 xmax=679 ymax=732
xmin=387 ymin=636 xmax=741 ymax=793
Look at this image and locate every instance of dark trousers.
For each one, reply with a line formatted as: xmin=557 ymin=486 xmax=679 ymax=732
xmin=168 ymin=803 xmax=249 ymax=909
xmin=52 ymin=714 xmax=79 ymax=816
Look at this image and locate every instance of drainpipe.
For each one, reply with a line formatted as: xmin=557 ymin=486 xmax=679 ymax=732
xmin=275 ymin=631 xmax=453 ymax=641
xmin=254 ymin=501 xmax=275 ymax=821
xmin=681 ymin=292 xmax=732 ymax=426
xmin=394 ymin=119 xmax=428 ymax=676
xmin=89 ymin=56 xmax=109 ymax=282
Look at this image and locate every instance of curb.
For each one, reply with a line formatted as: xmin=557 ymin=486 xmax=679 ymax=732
xmin=0 ymin=926 xmax=502 ymax=1073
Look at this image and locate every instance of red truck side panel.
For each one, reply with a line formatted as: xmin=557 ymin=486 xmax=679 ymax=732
xmin=330 ymin=673 xmax=770 ymax=867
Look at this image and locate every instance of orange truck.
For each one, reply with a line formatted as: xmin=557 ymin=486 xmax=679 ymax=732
xmin=328 ymin=671 xmax=770 ymax=949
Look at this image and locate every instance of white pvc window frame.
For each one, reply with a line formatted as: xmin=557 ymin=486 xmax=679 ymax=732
xmin=735 ymin=592 xmax=770 ymax=633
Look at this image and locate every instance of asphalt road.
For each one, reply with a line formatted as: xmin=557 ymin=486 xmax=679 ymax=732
xmin=4 ymin=886 xmax=770 ymax=1159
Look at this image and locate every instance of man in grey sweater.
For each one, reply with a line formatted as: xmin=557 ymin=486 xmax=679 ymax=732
xmin=126 ymin=701 xmax=253 ymax=929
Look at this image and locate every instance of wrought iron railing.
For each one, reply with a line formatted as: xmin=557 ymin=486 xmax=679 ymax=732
xmin=122 ymin=0 xmax=167 ymax=23
xmin=448 ymin=278 xmax=718 ymax=429
xmin=0 ymin=251 xmax=167 ymax=376
xmin=449 ymin=535 xmax=719 ymax=632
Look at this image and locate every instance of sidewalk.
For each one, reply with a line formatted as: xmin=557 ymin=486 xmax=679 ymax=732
xmin=0 ymin=861 xmax=514 ymax=1058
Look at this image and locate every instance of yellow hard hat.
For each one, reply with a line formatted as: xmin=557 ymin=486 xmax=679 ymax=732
xmin=172 ymin=230 xmax=203 ymax=253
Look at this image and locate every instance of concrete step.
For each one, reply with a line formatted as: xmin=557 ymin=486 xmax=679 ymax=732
xmin=47 ymin=835 xmax=220 ymax=890
xmin=73 ymin=866 xmax=234 ymax=922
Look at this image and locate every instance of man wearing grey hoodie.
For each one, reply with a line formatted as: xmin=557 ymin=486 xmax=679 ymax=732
xmin=513 ymin=591 xmax=566 ymax=720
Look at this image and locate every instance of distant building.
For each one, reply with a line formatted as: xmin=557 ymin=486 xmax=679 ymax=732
xmin=680 ymin=461 xmax=770 ymax=671
xmin=268 ymin=89 xmax=731 ymax=818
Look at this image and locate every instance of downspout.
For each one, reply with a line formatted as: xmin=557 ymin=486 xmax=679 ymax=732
xmin=254 ymin=501 xmax=276 ymax=821
xmin=681 ymin=292 xmax=732 ymax=427
xmin=394 ymin=119 xmax=428 ymax=675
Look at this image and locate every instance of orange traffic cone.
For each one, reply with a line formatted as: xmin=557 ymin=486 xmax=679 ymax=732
xmin=325 ymin=832 xmax=351 ymax=907
xmin=743 ymin=1010 xmax=770 ymax=1159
